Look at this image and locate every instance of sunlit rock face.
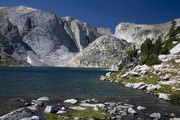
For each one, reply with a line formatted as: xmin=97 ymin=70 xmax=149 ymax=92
xmin=114 ymin=19 xmax=180 ymax=45
xmin=67 ymin=35 xmax=131 ymax=68
xmin=0 ymin=6 xmax=102 ymax=66
xmin=60 ymin=16 xmax=100 ymax=51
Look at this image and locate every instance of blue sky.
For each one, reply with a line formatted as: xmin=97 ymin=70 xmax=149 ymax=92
xmin=0 ymin=0 xmax=180 ymax=32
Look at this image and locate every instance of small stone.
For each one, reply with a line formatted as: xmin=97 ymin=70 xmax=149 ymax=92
xmin=56 ymin=110 xmax=67 ymax=115
xmin=121 ymin=71 xmax=139 ymax=78
xmin=128 ymin=107 xmax=137 ymax=114
xmin=44 ymin=106 xmax=52 ymax=113
xmin=158 ymin=93 xmax=170 ymax=100
xmin=61 ymin=107 xmax=66 ymax=111
xmin=137 ymin=106 xmax=146 ymax=110
xmin=74 ymin=117 xmax=81 ymax=120
xmin=170 ymin=118 xmax=180 ymax=120
xmin=31 ymin=100 xmax=43 ymax=106
xmin=93 ymin=106 xmax=99 ymax=111
xmin=37 ymin=97 xmax=49 ymax=101
xmin=24 ymin=102 xmax=31 ymax=106
xmin=170 ymin=113 xmax=176 ymax=118
xmin=91 ymin=98 xmax=98 ymax=103
xmin=80 ymin=103 xmax=105 ymax=108
xmin=27 ymin=106 xmax=38 ymax=112
xmin=64 ymin=99 xmax=77 ymax=104
xmin=150 ymin=113 xmax=161 ymax=119
xmin=69 ymin=106 xmax=86 ymax=111
xmin=31 ymin=116 xmax=40 ymax=120
xmin=146 ymin=84 xmax=161 ymax=91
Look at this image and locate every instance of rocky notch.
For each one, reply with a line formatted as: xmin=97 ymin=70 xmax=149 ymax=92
xmin=60 ymin=16 xmax=100 ymax=52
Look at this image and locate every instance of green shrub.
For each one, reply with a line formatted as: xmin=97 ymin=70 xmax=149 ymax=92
xmin=157 ymin=85 xmax=173 ymax=94
xmin=144 ymin=74 xmax=160 ymax=85
xmin=45 ymin=113 xmax=65 ymax=120
xmin=170 ymin=91 xmax=180 ymax=103
xmin=68 ymin=108 xmax=109 ymax=119
xmin=139 ymin=38 xmax=161 ymax=66
xmin=150 ymin=85 xmax=172 ymax=94
xmin=127 ymin=45 xmax=138 ymax=58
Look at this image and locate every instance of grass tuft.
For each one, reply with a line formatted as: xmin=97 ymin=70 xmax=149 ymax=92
xmin=68 ymin=108 xmax=110 ymax=120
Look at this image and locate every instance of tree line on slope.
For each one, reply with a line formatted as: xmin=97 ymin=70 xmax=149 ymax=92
xmin=127 ymin=20 xmax=180 ymax=66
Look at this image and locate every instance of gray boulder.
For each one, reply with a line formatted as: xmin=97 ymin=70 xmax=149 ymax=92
xmin=0 ymin=108 xmax=34 ymax=120
xmin=150 ymin=113 xmax=161 ymax=120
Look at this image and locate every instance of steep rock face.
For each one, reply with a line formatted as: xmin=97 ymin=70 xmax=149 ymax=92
xmin=0 ymin=6 xmax=105 ymax=66
xmin=0 ymin=16 xmax=30 ymax=61
xmin=0 ymin=15 xmax=46 ymax=66
xmin=0 ymin=6 xmax=78 ymax=56
xmin=115 ymin=19 xmax=180 ymax=45
xmin=60 ymin=17 xmax=100 ymax=51
xmin=67 ymin=36 xmax=130 ymax=68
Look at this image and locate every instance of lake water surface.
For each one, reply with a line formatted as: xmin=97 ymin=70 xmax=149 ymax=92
xmin=0 ymin=67 xmax=180 ymax=116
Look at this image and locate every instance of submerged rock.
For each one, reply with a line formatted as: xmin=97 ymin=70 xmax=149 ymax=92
xmin=158 ymin=93 xmax=170 ymax=100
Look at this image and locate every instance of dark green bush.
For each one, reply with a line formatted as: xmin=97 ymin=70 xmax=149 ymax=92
xmin=140 ymin=38 xmax=161 ymax=66
xmin=170 ymin=91 xmax=180 ymax=103
xmin=161 ymin=20 xmax=180 ymax=54
xmin=127 ymin=45 xmax=138 ymax=58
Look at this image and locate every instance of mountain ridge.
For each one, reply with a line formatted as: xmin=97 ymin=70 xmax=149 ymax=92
xmin=0 ymin=6 xmax=179 ymax=69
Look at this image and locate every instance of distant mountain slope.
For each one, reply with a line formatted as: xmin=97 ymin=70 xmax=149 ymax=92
xmin=0 ymin=6 xmax=108 ymax=66
xmin=67 ymin=36 xmax=130 ymax=68
xmin=0 ymin=6 xmax=179 ymax=68
xmin=115 ymin=19 xmax=180 ymax=45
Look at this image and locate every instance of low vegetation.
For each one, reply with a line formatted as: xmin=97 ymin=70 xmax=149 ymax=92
xmin=45 ymin=108 xmax=110 ymax=120
xmin=170 ymin=91 xmax=180 ymax=103
xmin=107 ymin=69 xmax=180 ymax=103
xmin=0 ymin=52 xmax=21 ymax=66
xmin=150 ymin=85 xmax=173 ymax=94
xmin=68 ymin=108 xmax=110 ymax=120
xmin=45 ymin=113 xmax=65 ymax=120
xmin=127 ymin=20 xmax=180 ymax=66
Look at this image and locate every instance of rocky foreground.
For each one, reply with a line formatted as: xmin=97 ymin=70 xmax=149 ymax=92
xmin=0 ymin=96 xmax=180 ymax=120
xmin=101 ymin=54 xmax=180 ymax=106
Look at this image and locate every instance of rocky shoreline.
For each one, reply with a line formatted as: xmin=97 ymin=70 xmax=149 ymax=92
xmin=0 ymin=96 xmax=180 ymax=120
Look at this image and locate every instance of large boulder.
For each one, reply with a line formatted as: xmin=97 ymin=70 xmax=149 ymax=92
xmin=170 ymin=43 xmax=180 ymax=55
xmin=0 ymin=108 xmax=35 ymax=120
